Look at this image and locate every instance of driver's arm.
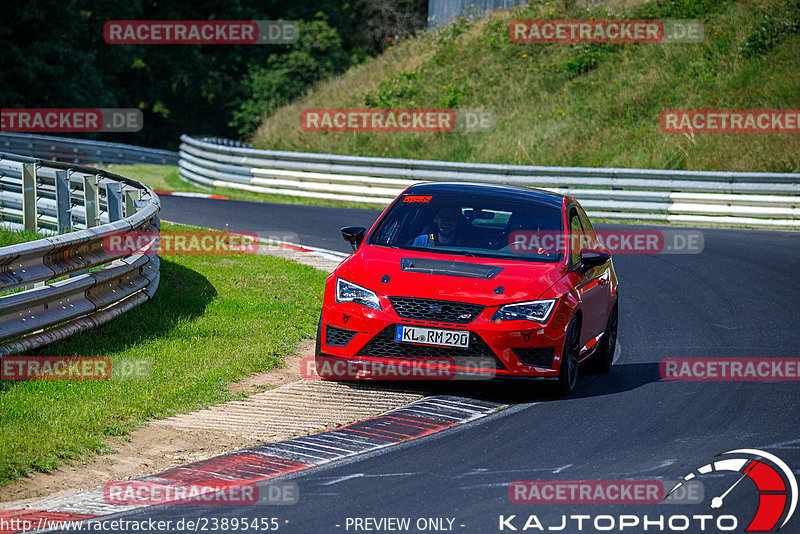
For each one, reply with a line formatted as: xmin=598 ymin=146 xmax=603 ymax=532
xmin=412 ymin=234 xmax=434 ymax=247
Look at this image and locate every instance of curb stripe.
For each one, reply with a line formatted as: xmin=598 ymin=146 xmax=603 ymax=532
xmin=8 ymin=395 xmax=506 ymax=533
xmin=277 ymin=243 xmax=313 ymax=253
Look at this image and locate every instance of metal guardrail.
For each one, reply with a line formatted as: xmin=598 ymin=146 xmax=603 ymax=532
xmin=0 ymin=132 xmax=179 ymax=165
xmin=0 ymin=151 xmax=161 ymax=356
xmin=179 ymin=134 xmax=800 ymax=229
xmin=428 ymin=0 xmax=530 ymax=29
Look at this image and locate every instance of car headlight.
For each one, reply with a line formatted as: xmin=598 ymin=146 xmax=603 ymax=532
xmin=491 ymin=299 xmax=557 ymax=324
xmin=336 ymin=278 xmax=382 ymax=310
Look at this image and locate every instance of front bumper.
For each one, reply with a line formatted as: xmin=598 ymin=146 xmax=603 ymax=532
xmin=321 ymin=289 xmax=574 ymax=379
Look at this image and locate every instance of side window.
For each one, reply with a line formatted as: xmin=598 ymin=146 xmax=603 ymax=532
xmin=576 ymin=205 xmax=597 ymax=249
xmin=569 ymin=208 xmax=583 ymax=266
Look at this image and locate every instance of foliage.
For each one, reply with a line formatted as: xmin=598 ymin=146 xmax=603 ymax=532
xmin=231 ymin=16 xmax=352 ymax=135
xmin=363 ymin=71 xmax=419 ymax=107
xmin=0 ymin=0 xmax=427 ymax=149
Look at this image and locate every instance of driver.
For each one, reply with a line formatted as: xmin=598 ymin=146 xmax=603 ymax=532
xmin=412 ymin=206 xmax=467 ymax=247
xmin=507 ymin=213 xmax=550 ymax=255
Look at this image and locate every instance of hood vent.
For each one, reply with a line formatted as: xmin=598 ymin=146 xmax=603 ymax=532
xmin=400 ymin=257 xmax=504 ymax=279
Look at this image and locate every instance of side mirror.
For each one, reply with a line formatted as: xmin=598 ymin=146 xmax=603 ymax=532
xmin=341 ymin=226 xmax=366 ymax=252
xmin=579 ymin=248 xmax=610 ymax=270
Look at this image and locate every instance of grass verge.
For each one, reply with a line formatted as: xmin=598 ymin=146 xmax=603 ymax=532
xmin=250 ymin=0 xmax=800 ymax=173
xmin=0 ymin=228 xmax=43 ymax=247
xmin=0 ymin=223 xmax=327 ymax=487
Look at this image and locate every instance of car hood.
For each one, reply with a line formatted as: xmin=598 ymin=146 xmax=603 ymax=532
xmin=340 ymin=245 xmax=567 ymax=305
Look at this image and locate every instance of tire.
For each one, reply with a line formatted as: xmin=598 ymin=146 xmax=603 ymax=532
xmin=589 ymin=300 xmax=617 ymax=374
xmin=557 ymin=317 xmax=581 ymax=396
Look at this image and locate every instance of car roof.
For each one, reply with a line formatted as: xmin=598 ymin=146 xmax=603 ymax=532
xmin=403 ymin=182 xmax=565 ymax=209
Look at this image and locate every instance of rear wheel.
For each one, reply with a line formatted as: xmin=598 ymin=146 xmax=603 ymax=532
xmin=557 ymin=317 xmax=581 ymax=396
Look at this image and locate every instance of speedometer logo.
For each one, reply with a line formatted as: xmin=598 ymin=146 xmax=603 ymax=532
xmin=666 ymin=449 xmax=797 ymax=531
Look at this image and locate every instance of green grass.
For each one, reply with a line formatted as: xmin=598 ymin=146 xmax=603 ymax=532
xmin=101 ymin=164 xmax=377 ymax=211
xmin=96 ymin=164 xmax=180 ymax=192
xmin=249 ymin=0 xmax=800 ymax=173
xmin=0 ymin=223 xmax=328 ymax=487
xmin=0 ymin=228 xmax=42 ymax=247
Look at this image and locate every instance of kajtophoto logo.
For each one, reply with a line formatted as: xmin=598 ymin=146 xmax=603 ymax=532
xmin=666 ymin=449 xmax=797 ymax=532
xmin=499 ymin=450 xmax=796 ymax=532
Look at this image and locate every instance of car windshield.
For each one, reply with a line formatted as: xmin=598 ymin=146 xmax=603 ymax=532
xmin=368 ymin=192 xmax=564 ymax=262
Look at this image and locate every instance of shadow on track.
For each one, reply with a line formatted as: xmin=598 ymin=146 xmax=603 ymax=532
xmin=331 ymin=362 xmax=661 ymax=406
xmin=20 ymin=259 xmax=216 ymax=357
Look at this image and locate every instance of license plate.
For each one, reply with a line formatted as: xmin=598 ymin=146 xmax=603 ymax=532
xmin=395 ymin=325 xmax=470 ymax=349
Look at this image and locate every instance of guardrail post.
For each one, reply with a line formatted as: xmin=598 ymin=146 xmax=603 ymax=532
xmin=83 ymin=174 xmax=100 ymax=228
xmin=125 ymin=188 xmax=142 ymax=216
xmin=54 ymin=170 xmax=73 ymax=233
xmin=106 ymin=182 xmax=124 ymax=222
xmin=22 ymin=163 xmax=37 ymax=232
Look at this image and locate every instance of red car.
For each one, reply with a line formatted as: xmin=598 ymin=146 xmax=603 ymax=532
xmin=315 ymin=182 xmax=618 ymax=394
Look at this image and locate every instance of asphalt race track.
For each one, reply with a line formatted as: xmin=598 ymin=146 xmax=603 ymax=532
xmin=160 ymin=196 xmax=380 ymax=253
xmin=62 ymin=196 xmax=800 ymax=533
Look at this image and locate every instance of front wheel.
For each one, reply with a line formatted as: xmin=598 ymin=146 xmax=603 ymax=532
xmin=557 ymin=317 xmax=581 ymax=396
xmin=588 ymin=301 xmax=617 ymax=374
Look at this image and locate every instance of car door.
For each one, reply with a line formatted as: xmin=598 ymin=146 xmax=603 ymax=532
xmin=569 ymin=205 xmax=609 ymax=348
xmin=576 ymin=204 xmax=613 ymax=322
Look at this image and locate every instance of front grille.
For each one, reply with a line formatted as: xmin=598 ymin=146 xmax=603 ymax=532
xmin=513 ymin=347 xmax=555 ymax=368
xmin=325 ymin=325 xmax=357 ymax=347
xmin=358 ymin=325 xmax=507 ymax=371
xmin=388 ymin=297 xmax=485 ymax=324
